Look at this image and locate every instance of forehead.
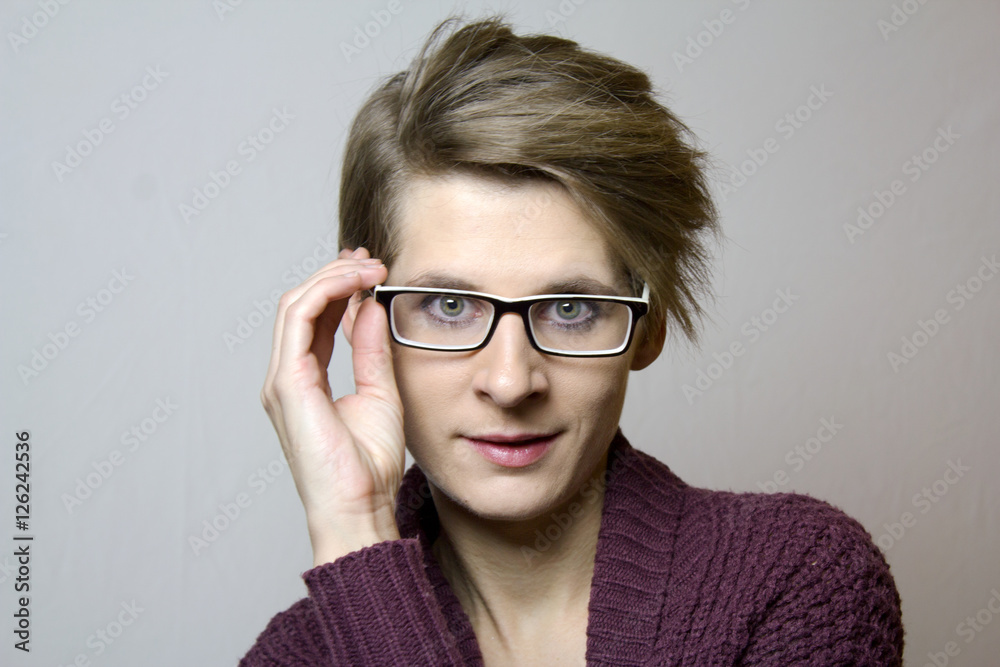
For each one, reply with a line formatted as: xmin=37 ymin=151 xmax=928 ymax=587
xmin=388 ymin=173 xmax=625 ymax=296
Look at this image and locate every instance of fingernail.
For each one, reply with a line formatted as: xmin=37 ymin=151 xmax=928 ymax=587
xmin=360 ymin=258 xmax=383 ymax=265
xmin=343 ymin=271 xmax=359 ymax=278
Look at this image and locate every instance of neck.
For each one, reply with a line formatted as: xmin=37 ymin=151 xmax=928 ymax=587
xmin=429 ymin=451 xmax=609 ymax=635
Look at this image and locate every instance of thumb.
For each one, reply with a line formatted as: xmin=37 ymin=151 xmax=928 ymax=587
xmin=350 ymin=296 xmax=399 ymax=404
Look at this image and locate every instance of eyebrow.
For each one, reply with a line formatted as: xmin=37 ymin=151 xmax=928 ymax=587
xmin=403 ymin=272 xmax=625 ymax=296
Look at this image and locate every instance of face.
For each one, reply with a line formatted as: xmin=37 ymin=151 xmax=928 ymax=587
xmin=385 ymin=172 xmax=659 ymax=521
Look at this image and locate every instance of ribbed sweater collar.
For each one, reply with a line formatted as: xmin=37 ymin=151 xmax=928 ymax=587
xmin=392 ymin=430 xmax=689 ymax=665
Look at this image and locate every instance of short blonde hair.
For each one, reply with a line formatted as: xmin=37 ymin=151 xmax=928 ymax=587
xmin=339 ymin=17 xmax=718 ymax=343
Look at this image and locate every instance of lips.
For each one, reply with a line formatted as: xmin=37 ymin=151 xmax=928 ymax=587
xmin=463 ymin=433 xmax=557 ymax=467
xmin=466 ymin=433 xmax=556 ymax=445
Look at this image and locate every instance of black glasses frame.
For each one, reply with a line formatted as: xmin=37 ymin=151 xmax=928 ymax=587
xmin=372 ymin=284 xmax=649 ymax=358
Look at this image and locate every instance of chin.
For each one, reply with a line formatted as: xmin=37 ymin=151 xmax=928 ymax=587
xmin=464 ymin=501 xmax=554 ymax=525
xmin=436 ymin=475 xmax=559 ymax=523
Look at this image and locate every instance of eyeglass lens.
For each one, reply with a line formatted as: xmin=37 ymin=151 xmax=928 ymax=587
xmin=388 ymin=292 xmax=632 ymax=353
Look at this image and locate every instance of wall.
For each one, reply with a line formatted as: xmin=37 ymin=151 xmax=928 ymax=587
xmin=2 ymin=1 xmax=997 ymax=664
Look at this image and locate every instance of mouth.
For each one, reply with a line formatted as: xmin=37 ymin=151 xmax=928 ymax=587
xmin=463 ymin=433 xmax=558 ymax=468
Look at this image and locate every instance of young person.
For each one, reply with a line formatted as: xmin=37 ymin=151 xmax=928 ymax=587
xmin=242 ymin=17 xmax=903 ymax=666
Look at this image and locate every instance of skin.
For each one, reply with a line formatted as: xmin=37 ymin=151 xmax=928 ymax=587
xmin=262 ymin=172 xmax=664 ymax=666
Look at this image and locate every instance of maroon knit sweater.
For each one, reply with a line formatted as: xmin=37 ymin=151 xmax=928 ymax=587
xmin=241 ymin=432 xmax=904 ymax=665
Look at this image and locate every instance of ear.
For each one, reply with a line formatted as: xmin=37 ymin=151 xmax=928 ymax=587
xmin=630 ymin=315 xmax=666 ymax=371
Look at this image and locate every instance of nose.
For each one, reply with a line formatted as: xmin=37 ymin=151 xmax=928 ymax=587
xmin=470 ymin=312 xmax=549 ymax=408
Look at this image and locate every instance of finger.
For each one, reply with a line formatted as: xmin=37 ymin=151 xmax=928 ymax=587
xmin=310 ymin=285 xmax=365 ymax=373
xmin=342 ymin=290 xmax=365 ymax=346
xmin=270 ymin=277 xmax=371 ymax=465
xmin=277 ymin=270 xmax=386 ymax=377
xmin=274 ymin=251 xmax=382 ymax=368
xmin=351 ymin=296 xmax=400 ymax=406
xmin=275 ymin=258 xmax=382 ymax=327
xmin=265 ymin=261 xmax=384 ymax=390
xmin=261 ymin=252 xmax=383 ymax=467
xmin=283 ymin=258 xmax=383 ymax=324
xmin=269 ymin=259 xmax=372 ymax=351
xmin=342 ymin=247 xmax=376 ymax=347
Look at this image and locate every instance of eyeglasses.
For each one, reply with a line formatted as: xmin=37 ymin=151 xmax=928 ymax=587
xmin=372 ymin=284 xmax=649 ymax=357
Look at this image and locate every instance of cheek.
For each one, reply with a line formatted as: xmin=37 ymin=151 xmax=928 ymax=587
xmin=392 ymin=350 xmax=461 ymax=429
xmin=393 ymin=351 xmax=425 ymax=411
xmin=558 ymin=361 xmax=632 ymax=417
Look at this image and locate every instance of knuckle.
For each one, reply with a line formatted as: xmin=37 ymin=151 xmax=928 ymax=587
xmin=282 ymin=300 xmax=306 ymax=323
xmin=270 ymin=377 xmax=290 ymax=401
xmin=277 ymin=291 xmax=297 ymax=311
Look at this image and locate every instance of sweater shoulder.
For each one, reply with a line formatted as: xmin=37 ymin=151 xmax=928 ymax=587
xmin=618 ymin=446 xmax=903 ymax=663
xmin=623 ymin=444 xmax=881 ymax=557
xmin=620 ymin=444 xmax=899 ymax=614
xmin=693 ymin=490 xmax=905 ymax=664
xmin=683 ymin=477 xmax=884 ymax=565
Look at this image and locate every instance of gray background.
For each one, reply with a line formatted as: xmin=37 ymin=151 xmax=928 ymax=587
xmin=2 ymin=1 xmax=998 ymax=665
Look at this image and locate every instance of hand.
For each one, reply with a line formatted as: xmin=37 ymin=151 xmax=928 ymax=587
xmin=261 ymin=247 xmax=404 ymax=567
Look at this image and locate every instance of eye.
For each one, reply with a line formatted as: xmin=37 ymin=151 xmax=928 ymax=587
xmin=438 ymin=296 xmax=465 ymax=317
xmin=416 ymin=294 xmax=485 ymax=328
xmin=550 ymin=300 xmax=591 ymax=322
xmin=554 ymin=300 xmax=583 ymax=320
xmin=534 ymin=299 xmax=600 ymax=332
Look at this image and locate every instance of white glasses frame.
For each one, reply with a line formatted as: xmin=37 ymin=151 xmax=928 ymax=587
xmin=372 ymin=283 xmax=650 ymax=358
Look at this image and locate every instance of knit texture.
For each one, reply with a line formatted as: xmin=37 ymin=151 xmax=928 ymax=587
xmin=240 ymin=432 xmax=904 ymax=665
